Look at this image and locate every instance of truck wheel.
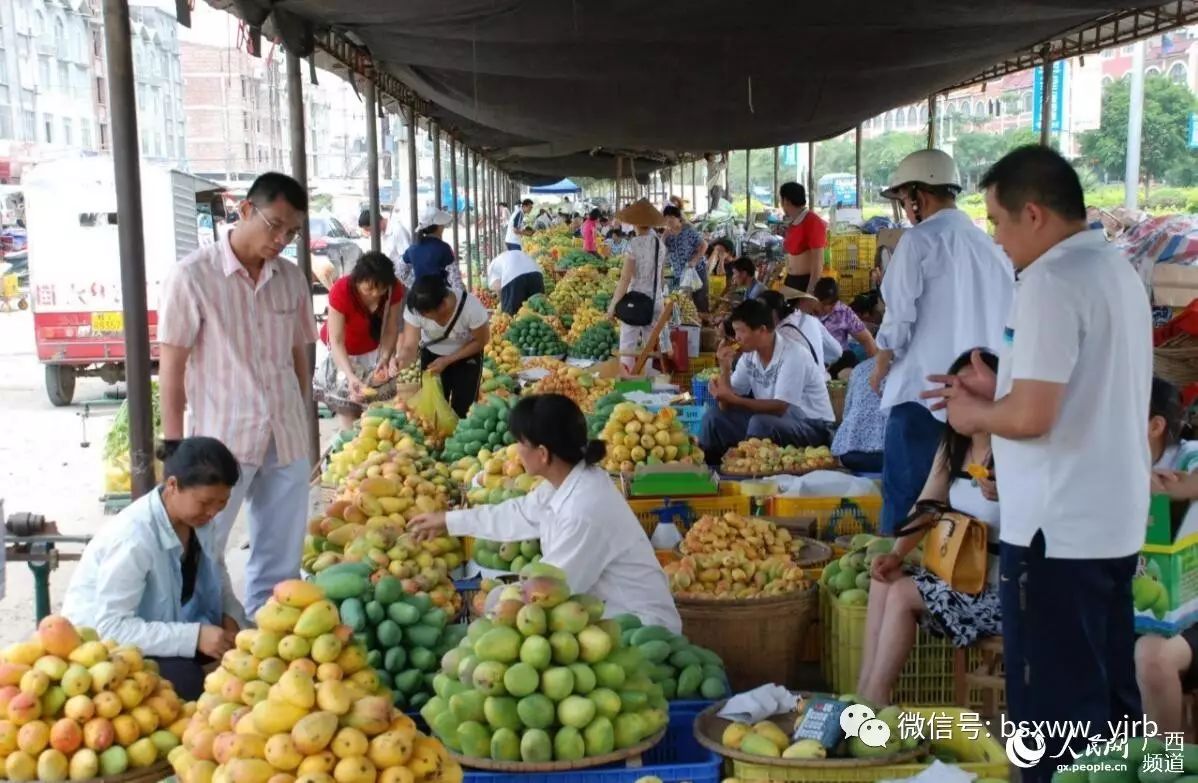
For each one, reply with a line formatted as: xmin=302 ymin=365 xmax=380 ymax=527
xmin=45 ymin=365 xmax=76 ymax=407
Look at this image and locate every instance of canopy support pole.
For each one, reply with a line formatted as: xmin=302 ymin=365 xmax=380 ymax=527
xmin=855 ymin=126 xmax=863 ymax=209
xmin=927 ymin=95 xmax=937 ymax=149
xmin=287 ymin=51 xmax=317 ymax=465
xmin=691 ymin=160 xmax=697 ymax=216
xmin=364 ymin=75 xmax=381 ymax=252
xmin=103 ymin=0 xmax=153 ymax=497
xmin=463 ymin=148 xmax=472 ymax=289
xmin=484 ymin=162 xmax=492 ymax=262
xmin=449 ymin=137 xmax=459 ymax=258
xmin=1125 ymin=40 xmax=1146 ymax=209
xmin=616 ymin=157 xmax=623 ymax=209
xmin=1039 ymin=54 xmax=1054 ymax=147
xmin=772 ymin=148 xmax=778 ymax=206
xmin=431 ymin=121 xmax=442 ymax=209
xmin=744 ymin=149 xmax=751 ymax=231
xmin=806 ymin=143 xmax=815 ymax=209
xmin=406 ymin=108 xmax=418 ymax=234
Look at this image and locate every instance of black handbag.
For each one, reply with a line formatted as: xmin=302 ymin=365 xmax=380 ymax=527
xmin=614 ymin=238 xmax=660 ymax=327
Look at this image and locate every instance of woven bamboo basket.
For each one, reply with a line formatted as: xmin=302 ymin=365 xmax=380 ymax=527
xmin=0 ymin=760 xmax=175 ymax=783
xmin=1154 ymin=333 xmax=1198 ymax=386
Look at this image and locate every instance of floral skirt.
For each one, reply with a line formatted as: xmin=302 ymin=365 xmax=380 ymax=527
xmin=911 ymin=567 xmax=1002 ymax=647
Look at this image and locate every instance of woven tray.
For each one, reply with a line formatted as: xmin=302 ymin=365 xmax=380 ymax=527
xmin=1 ymin=759 xmax=175 ymax=783
xmin=449 ymin=726 xmax=666 ymax=771
xmin=692 ymin=701 xmax=927 ymax=768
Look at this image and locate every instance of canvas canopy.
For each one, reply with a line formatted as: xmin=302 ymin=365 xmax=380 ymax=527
xmin=529 ymin=178 xmax=582 ymax=195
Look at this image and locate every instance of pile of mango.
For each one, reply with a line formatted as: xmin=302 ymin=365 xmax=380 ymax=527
xmin=422 ymin=564 xmax=669 ymax=763
xmin=479 ymin=367 xmax=517 ymax=395
xmin=168 ymin=580 xmax=462 ymax=783
xmin=550 ymin=269 xmax=614 ymax=318
xmin=529 ymin=366 xmax=613 ymax=412
xmin=720 ymin=439 xmax=838 ymax=476
xmin=439 ymin=395 xmax=518 ymax=464
xmin=665 ymin=514 xmax=810 ymax=600
xmin=471 ymin=539 xmax=543 ymax=575
xmin=0 ymin=615 xmax=185 ymax=782
xmin=455 ymin=445 xmax=544 ymax=507
xmin=586 ymin=392 xmax=626 ymax=439
xmin=819 ymin=534 xmax=920 ymax=607
xmin=323 ymin=407 xmax=427 ymax=486
xmin=565 ymin=306 xmax=610 ymax=343
xmin=489 ymin=313 xmax=513 ymax=342
xmin=612 ymin=616 xmax=728 ymax=702
xmin=598 ymin=403 xmax=698 ymax=473
xmin=722 ymin=700 xmax=919 ymax=760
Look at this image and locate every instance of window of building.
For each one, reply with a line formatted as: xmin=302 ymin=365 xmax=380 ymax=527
xmin=33 ymin=10 xmax=43 ymax=38
xmin=43 ymin=116 xmax=52 ymax=143
xmin=17 ymin=36 xmax=28 ymax=60
xmin=61 ymin=116 xmax=70 ymax=145
xmin=1021 ymin=90 xmax=1034 ymax=113
xmin=92 ymin=27 xmax=101 ymax=58
xmin=907 ymin=106 xmax=918 ymax=126
xmin=1168 ymin=62 xmax=1187 ymax=84
xmin=1146 ymin=66 xmax=1161 ymax=77
xmin=53 ymin=16 xmax=63 ymax=50
xmin=96 ymin=76 xmax=106 ymax=105
xmin=0 ymin=109 xmax=13 ymax=140
xmin=57 ymin=61 xmax=67 ymax=91
xmin=98 ymin=121 xmax=108 ymax=149
xmin=243 ymin=142 xmax=249 ymax=160
xmin=37 ymin=55 xmax=49 ymax=88
xmin=974 ymin=100 xmax=985 ymax=116
xmin=80 ymin=119 xmax=90 ymax=149
xmin=19 ymin=109 xmax=33 ymax=141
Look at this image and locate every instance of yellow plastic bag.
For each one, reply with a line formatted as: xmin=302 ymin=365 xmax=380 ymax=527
xmin=413 ymin=371 xmax=459 ymax=438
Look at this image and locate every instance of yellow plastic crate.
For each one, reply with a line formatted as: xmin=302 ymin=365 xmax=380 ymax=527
xmin=828 ymin=234 xmax=877 ymax=272
xmin=729 ymin=706 xmax=1009 ymax=782
xmin=824 ymin=587 xmax=984 ymax=706
xmin=770 ymin=496 xmax=883 ymax=540
xmin=628 ymin=495 xmax=751 ymax=535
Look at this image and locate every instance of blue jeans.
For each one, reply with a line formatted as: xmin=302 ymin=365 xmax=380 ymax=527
xmin=838 ymin=450 xmax=883 ymax=474
xmin=1000 ymin=533 xmax=1140 ymax=783
xmin=881 ymin=402 xmax=944 ymax=535
xmin=700 ymin=404 xmax=832 ymax=466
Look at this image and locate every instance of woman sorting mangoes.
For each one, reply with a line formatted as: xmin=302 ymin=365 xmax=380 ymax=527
xmin=409 ymin=394 xmax=681 ymax=632
xmin=62 ymin=437 xmax=245 ymax=699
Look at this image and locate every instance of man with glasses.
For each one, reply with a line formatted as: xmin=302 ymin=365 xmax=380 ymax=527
xmin=158 ymin=172 xmax=318 ymax=617
xmin=868 ymin=149 xmax=1013 ymax=537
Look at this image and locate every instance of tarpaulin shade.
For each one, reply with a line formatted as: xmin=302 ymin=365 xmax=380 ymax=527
xmin=216 ymin=0 xmax=1162 ymax=178
xmin=528 ymin=178 xmax=582 ymax=195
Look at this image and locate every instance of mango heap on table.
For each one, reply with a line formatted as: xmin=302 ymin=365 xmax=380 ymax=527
xmin=323 ymin=408 xmax=427 ymax=487
xmin=564 ymin=306 xmax=610 ymax=342
xmin=529 ymin=366 xmax=613 ymax=412
xmin=506 ymin=316 xmax=567 ymax=357
xmin=599 ymin=403 xmax=697 ymax=473
xmin=169 ymin=580 xmax=463 ymax=783
xmin=664 ymin=514 xmax=811 ymax=600
xmin=488 ymin=313 xmax=512 ymax=342
xmin=722 ymin=700 xmax=920 ymax=761
xmin=439 ymin=395 xmax=517 ymax=464
xmin=422 ymin=564 xmax=669 ymax=764
xmin=720 ymin=439 xmax=837 ymax=475
xmin=551 ymin=269 xmax=615 ymax=318
xmin=0 ymin=615 xmax=186 ymax=782
xmin=820 ymin=534 xmax=922 ymax=608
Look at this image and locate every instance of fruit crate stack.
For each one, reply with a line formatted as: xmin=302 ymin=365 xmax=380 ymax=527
xmin=769 ymin=496 xmax=883 ymax=542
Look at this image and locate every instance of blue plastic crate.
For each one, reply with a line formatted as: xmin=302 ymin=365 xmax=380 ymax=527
xmin=676 ymin=405 xmax=704 ymax=438
xmin=461 ymin=711 xmax=719 ymax=783
xmin=691 ymin=376 xmax=712 ymax=406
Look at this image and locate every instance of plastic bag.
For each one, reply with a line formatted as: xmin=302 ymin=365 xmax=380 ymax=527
xmin=679 ymin=267 xmax=703 ymax=292
xmin=412 ymin=371 xmax=459 ymax=438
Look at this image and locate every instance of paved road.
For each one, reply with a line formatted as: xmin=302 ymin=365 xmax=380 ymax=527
xmin=0 ymin=307 xmax=335 ymax=645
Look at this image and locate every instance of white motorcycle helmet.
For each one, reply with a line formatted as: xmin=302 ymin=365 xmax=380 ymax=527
xmin=881 ymin=149 xmax=962 ymax=200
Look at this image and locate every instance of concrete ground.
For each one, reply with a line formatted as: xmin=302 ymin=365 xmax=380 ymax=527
xmin=0 ymin=307 xmax=337 ymax=645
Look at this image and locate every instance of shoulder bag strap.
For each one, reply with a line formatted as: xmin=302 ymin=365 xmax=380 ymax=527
xmin=422 ymin=292 xmax=468 ymax=349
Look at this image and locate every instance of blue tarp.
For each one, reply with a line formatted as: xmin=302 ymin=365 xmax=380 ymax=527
xmin=529 ymin=178 xmax=581 ymax=195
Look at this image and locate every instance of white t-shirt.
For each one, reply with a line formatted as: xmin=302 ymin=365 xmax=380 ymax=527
xmin=778 ymin=311 xmax=844 ymax=377
xmin=403 ymin=292 xmax=490 ymax=357
xmin=992 ymin=229 xmax=1153 ymax=559
xmin=1156 ymin=440 xmax=1198 ymax=537
xmin=504 ymin=209 xmax=529 ymax=246
xmin=730 ymin=333 xmax=834 ymax=421
xmin=487 ymin=250 xmax=542 ymax=289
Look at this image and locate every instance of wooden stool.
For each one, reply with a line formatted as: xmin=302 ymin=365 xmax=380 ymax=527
xmin=954 ymin=635 xmax=1005 ymax=716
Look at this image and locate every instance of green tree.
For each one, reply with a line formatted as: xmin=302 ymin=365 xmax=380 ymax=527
xmin=1078 ymin=75 xmax=1197 ymax=194
xmin=953 ymin=129 xmax=1039 ymax=190
xmin=861 ymin=132 xmax=923 ymax=200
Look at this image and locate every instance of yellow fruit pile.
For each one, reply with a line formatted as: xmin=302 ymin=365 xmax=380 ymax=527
xmin=169 ymin=581 xmax=462 ymax=783
xmin=529 ymin=366 xmax=600 ymax=410
xmin=565 ymin=307 xmax=611 ymax=342
xmin=521 ymin=356 xmax=566 ymax=373
xmin=0 ymin=616 xmax=185 ymax=782
xmin=720 ymin=440 xmax=838 ymax=475
xmin=456 ymin=445 xmax=544 ymax=506
xmin=550 ymin=268 xmax=613 ymax=317
xmin=484 ymin=337 xmax=521 ymax=375
xmin=667 ymin=292 xmax=701 ymax=326
xmin=598 ymin=402 xmax=698 ymax=472
xmin=489 ymin=312 xmax=512 ymax=340
xmin=664 ymin=513 xmax=810 ymax=599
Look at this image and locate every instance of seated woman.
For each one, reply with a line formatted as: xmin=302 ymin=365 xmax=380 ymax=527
xmin=315 ymin=251 xmax=405 ymax=430
xmin=831 ymin=356 xmax=888 ymax=474
xmin=62 ymin=438 xmax=244 ymax=699
xmin=1133 ymin=378 xmax=1198 ymax=735
xmin=856 ymin=350 xmax=1000 ymax=705
xmin=409 ymin=394 xmax=681 ymax=632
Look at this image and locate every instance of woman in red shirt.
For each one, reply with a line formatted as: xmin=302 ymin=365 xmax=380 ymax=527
xmin=316 ymin=251 xmax=405 ymax=428
xmin=582 ymin=208 xmax=600 ymax=253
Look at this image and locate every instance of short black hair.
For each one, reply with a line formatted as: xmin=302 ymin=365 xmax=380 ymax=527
xmin=407 ymin=275 xmax=451 ymax=314
xmin=358 ymin=209 xmax=371 ymax=229
xmin=707 ymin=237 xmax=735 ymax=257
xmin=508 ymin=394 xmax=606 ymax=466
xmin=349 ymin=251 xmax=398 ymax=290
xmin=779 ymin=182 xmax=807 ymax=208
xmin=662 ymin=205 xmax=682 ymax=219
xmin=730 ymin=298 xmax=775 ymax=332
xmin=757 ymin=289 xmax=794 ymax=323
xmin=813 ymin=277 xmax=839 ymax=303
xmin=158 ymin=436 xmax=240 ymax=489
xmin=979 ymin=145 xmax=1086 ymax=222
xmin=1151 ymin=377 xmax=1186 ymax=444
xmin=851 ymin=290 xmax=880 ymax=317
xmin=589 ymin=208 xmax=601 ymax=221
xmin=247 ymin=172 xmax=307 ymax=212
xmin=731 ymin=257 xmax=756 ymax=277
xmin=521 ymin=199 xmax=534 ymax=207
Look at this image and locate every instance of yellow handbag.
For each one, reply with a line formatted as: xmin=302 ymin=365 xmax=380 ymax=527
xmin=896 ymin=500 xmax=989 ymax=595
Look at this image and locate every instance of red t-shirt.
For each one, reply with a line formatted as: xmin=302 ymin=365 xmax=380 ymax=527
xmin=783 ymin=210 xmax=828 ymax=256
xmin=319 ymin=276 xmax=405 ymax=356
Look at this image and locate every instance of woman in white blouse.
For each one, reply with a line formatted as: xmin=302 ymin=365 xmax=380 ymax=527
xmin=409 ymin=394 xmax=681 ymax=631
xmin=608 ymin=199 xmax=669 ymax=372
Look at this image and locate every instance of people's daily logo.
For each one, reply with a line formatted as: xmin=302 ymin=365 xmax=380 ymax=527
xmin=842 ymin=704 xmax=891 ymax=748
xmin=1006 ymin=727 xmax=1047 ymax=769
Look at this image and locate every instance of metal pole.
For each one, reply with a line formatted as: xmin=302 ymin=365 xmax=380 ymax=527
xmin=691 ymin=160 xmax=697 ymax=216
xmin=1125 ymin=40 xmax=1146 ymax=210
xmin=406 ymin=108 xmax=418 ymax=233
xmin=806 ymin=143 xmax=815 ymax=208
xmin=463 ymin=148 xmax=472 ymax=287
xmin=364 ymin=75 xmax=381 ymax=252
xmin=855 ymin=125 xmax=863 ymax=209
xmin=449 ymin=137 xmax=459 ymax=256
xmin=744 ymin=149 xmax=751 ymax=231
xmin=102 ymin=0 xmax=153 ymax=498
xmin=286 ymin=52 xmax=317 ymax=465
xmin=431 ymin=121 xmax=442 ymax=209
xmin=1039 ymin=56 xmax=1054 ymax=147
xmin=927 ymin=95 xmax=937 ymax=148
xmin=772 ymin=147 xmax=779 ymax=205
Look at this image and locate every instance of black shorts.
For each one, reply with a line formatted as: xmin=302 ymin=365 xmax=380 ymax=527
xmin=785 ymin=273 xmax=811 ymax=292
xmin=1181 ymin=624 xmax=1198 ymax=690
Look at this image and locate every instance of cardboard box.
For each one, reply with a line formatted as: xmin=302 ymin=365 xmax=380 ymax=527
xmin=1133 ymin=494 xmax=1198 ymax=635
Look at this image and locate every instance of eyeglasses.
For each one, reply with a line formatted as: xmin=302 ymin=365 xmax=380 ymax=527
xmin=253 ymin=206 xmax=300 ymax=242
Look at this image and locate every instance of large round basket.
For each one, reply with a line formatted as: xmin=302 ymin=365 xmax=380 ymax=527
xmin=3 ymin=760 xmax=176 ymax=783
xmin=692 ymin=701 xmax=926 ymax=769
xmin=675 ymin=584 xmax=818 ymax=690
xmin=791 ymin=536 xmax=834 ymax=569
xmin=1155 ymin=333 xmax=1198 ymax=386
xmin=449 ymin=726 xmax=666 ymax=772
